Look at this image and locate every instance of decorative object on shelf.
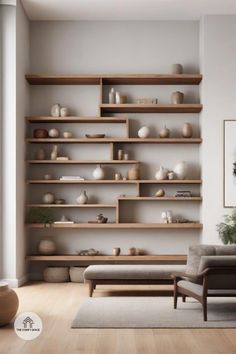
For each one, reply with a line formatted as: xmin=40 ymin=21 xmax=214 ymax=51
xmin=0 ymin=282 xmax=19 ymax=326
xmin=85 ymin=134 xmax=105 ymax=139
xmin=60 ymin=175 xmax=84 ymax=181
xmin=136 ymin=98 xmax=158 ymax=104
xmin=69 ymin=267 xmax=86 ymax=283
xmin=128 ymin=247 xmax=136 ymax=256
xmin=109 ymin=88 xmax=115 ymax=104
xmin=56 ymin=156 xmax=69 ymax=161
xmin=171 ymin=91 xmax=184 ymax=104
xmin=43 ymin=267 xmax=69 ymax=283
xmin=159 ymin=126 xmax=170 ymax=138
xmin=217 ymin=209 xmax=236 ymax=244
xmin=123 ymin=176 xmax=127 ymax=181
xmin=112 ymin=247 xmax=121 ymax=256
xmin=224 ymin=120 xmax=236 ymax=207
xmin=128 ymin=164 xmax=140 ymax=180
xmin=115 ymin=91 xmax=121 ymax=104
xmin=175 ymin=190 xmax=192 ymax=197
xmin=54 ymin=215 xmax=74 ymax=224
xmin=49 ymin=128 xmax=60 ymax=138
xmin=161 ymin=211 xmax=168 ymax=223
xmin=118 ymin=149 xmax=124 ymax=160
xmin=55 ymin=198 xmax=66 ymax=204
xmin=28 ymin=208 xmax=55 ymax=225
xmin=35 ymin=148 xmax=46 ymax=160
xmin=174 ymin=161 xmax=188 ymax=179
xmin=182 ymin=123 xmax=193 ymax=138
xmin=63 ymin=131 xmax=73 ymax=138
xmin=44 ymin=174 xmax=53 ymax=180
xmin=171 ymin=64 xmax=183 ymax=74
xmin=167 ymin=171 xmax=175 ymax=180
xmin=38 ymin=239 xmax=56 ymax=255
xmin=120 ymin=95 xmax=127 ymax=104
xmin=123 ymin=153 xmax=129 ymax=160
xmin=51 ymin=103 xmax=61 ymax=117
xmin=96 ymin=213 xmax=108 ymax=223
xmin=60 ymin=107 xmax=69 ymax=117
xmin=155 ymin=189 xmax=165 ymax=197
xmin=76 ymin=191 xmax=88 ymax=205
xmin=138 ymin=126 xmax=150 ymax=138
xmin=33 ymin=128 xmax=48 ymax=138
xmin=115 ymin=173 xmax=122 ymax=181
xmin=135 ymin=248 xmax=144 ymax=255
xmin=92 ymin=164 xmax=105 ymax=180
xmin=42 ymin=192 xmax=55 ymax=204
xmin=155 ymin=166 xmax=168 ymax=180
xmin=166 ymin=210 xmax=173 ymax=223
xmin=77 ymin=248 xmax=99 ymax=256
xmin=51 ymin=145 xmax=58 ymax=160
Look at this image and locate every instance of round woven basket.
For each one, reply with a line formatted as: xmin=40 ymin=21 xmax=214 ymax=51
xmin=43 ymin=267 xmax=69 ymax=283
xmin=69 ymin=267 xmax=86 ymax=283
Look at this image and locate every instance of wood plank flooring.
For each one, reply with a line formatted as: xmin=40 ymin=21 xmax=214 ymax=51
xmin=0 ymin=282 xmax=236 ymax=354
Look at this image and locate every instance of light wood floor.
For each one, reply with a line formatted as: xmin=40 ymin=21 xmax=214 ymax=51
xmin=0 ymin=282 xmax=236 ymax=354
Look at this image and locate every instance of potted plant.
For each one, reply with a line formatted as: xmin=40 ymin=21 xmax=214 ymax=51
xmin=27 ymin=208 xmax=55 ymax=228
xmin=216 ymin=209 xmax=236 ymax=244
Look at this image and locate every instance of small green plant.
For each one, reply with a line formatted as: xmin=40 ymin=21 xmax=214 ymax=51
xmin=217 ymin=209 xmax=236 ymax=244
xmin=28 ymin=208 xmax=55 ymax=225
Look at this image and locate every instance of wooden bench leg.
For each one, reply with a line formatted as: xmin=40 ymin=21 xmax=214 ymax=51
xmin=174 ymin=280 xmax=178 ymax=309
xmin=182 ymin=295 xmax=186 ymax=302
xmin=203 ymin=297 xmax=208 ymax=321
xmin=88 ymin=281 xmax=95 ymax=297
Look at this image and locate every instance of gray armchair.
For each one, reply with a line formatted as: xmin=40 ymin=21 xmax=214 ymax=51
xmin=172 ymin=245 xmax=236 ymax=321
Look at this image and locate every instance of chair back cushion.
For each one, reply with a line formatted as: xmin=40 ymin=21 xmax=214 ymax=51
xmin=186 ymin=245 xmax=216 ymax=275
xmin=215 ymin=245 xmax=236 ymax=255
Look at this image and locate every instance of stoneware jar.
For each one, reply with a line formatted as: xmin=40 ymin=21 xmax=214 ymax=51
xmin=182 ymin=123 xmax=193 ymax=138
xmin=60 ymin=107 xmax=69 ymax=117
xmin=51 ymin=104 xmax=61 ymax=117
xmin=63 ymin=131 xmax=73 ymax=139
xmin=128 ymin=164 xmax=140 ymax=180
xmin=174 ymin=161 xmax=188 ymax=180
xmin=155 ymin=166 xmax=168 ymax=180
xmin=112 ymin=247 xmax=121 ymax=256
xmin=38 ymin=239 xmax=56 ymax=255
xmin=33 ymin=128 xmax=48 ymax=139
xmin=92 ymin=165 xmax=105 ymax=180
xmin=159 ymin=126 xmax=170 ymax=138
xmin=138 ymin=126 xmax=150 ymax=138
xmin=171 ymin=63 xmax=183 ymax=74
xmin=42 ymin=192 xmax=55 ymax=204
xmin=171 ymin=91 xmax=184 ymax=104
xmin=35 ymin=148 xmax=46 ymax=160
xmin=43 ymin=267 xmax=69 ymax=283
xmin=0 ymin=282 xmax=19 ymax=326
xmin=76 ymin=191 xmax=88 ymax=204
xmin=49 ymin=128 xmax=60 ymax=138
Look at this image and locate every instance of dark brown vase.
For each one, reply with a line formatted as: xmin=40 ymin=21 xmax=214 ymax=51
xmin=34 ymin=129 xmax=48 ymax=138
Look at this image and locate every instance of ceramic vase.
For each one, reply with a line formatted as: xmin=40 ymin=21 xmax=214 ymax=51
xmin=138 ymin=126 xmax=150 ymax=138
xmin=42 ymin=192 xmax=55 ymax=204
xmin=51 ymin=145 xmax=58 ymax=160
xmin=159 ymin=126 xmax=170 ymax=138
xmin=171 ymin=91 xmax=184 ymax=104
xmin=128 ymin=164 xmax=140 ymax=180
xmin=60 ymin=107 xmax=68 ymax=117
xmin=38 ymin=239 xmax=56 ymax=255
xmin=35 ymin=148 xmax=46 ymax=160
xmin=0 ymin=283 xmax=19 ymax=326
xmin=174 ymin=161 xmax=188 ymax=180
xmin=182 ymin=123 xmax=193 ymax=138
xmin=112 ymin=247 xmax=121 ymax=256
xmin=155 ymin=166 xmax=168 ymax=180
xmin=76 ymin=191 xmax=88 ymax=204
xmin=171 ymin=64 xmax=183 ymax=74
xmin=115 ymin=92 xmax=121 ymax=104
xmin=93 ymin=165 xmax=105 ymax=180
xmin=51 ymin=104 xmax=61 ymax=117
xmin=63 ymin=131 xmax=72 ymax=138
xmin=109 ymin=88 xmax=115 ymax=104
xmin=49 ymin=128 xmax=60 ymax=138
xmin=34 ymin=129 xmax=48 ymax=138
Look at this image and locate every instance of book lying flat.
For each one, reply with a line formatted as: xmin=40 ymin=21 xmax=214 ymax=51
xmin=53 ymin=221 xmax=75 ymax=224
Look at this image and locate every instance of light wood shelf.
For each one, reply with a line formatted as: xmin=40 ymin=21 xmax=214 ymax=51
xmin=26 ymin=204 xmax=117 ymax=208
xmin=100 ymin=104 xmax=202 ymax=114
xmin=25 ymin=74 xmax=202 ymax=86
xmin=26 ymin=223 xmax=202 ymax=229
xmin=118 ymin=197 xmax=202 ymax=201
xmin=27 ymin=179 xmax=202 ymax=185
xmin=27 ymin=160 xmax=139 ymax=165
xmin=26 ymin=254 xmax=187 ymax=262
xmin=26 ymin=116 xmax=128 ymax=123
xmin=26 ymin=137 xmax=202 ymax=144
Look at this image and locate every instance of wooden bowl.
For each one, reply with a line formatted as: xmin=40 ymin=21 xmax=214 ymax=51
xmin=34 ymin=129 xmax=48 ymax=138
xmin=85 ymin=134 xmax=105 ymax=138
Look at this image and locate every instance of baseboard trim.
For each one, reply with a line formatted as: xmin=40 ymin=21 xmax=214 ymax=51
xmin=0 ymin=274 xmax=28 ymax=288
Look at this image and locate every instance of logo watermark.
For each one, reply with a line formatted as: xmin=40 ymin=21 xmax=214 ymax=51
xmin=14 ymin=312 xmax=42 ymax=340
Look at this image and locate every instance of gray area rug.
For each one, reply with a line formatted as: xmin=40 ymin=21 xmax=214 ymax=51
xmin=72 ymin=297 xmax=236 ymax=328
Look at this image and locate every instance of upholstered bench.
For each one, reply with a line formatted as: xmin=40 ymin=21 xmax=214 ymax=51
xmin=84 ymin=264 xmax=186 ymax=297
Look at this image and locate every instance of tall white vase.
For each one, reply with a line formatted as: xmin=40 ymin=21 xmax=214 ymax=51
xmin=92 ymin=165 xmax=105 ymax=180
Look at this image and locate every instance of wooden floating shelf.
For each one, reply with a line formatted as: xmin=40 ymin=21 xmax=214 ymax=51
xmin=27 ymin=179 xmax=202 ymax=185
xmin=27 ymin=160 xmax=139 ymax=165
xmin=118 ymin=197 xmax=202 ymax=201
xmin=100 ymin=104 xmax=202 ymax=114
xmin=26 ymin=116 xmax=128 ymax=124
xmin=25 ymin=74 xmax=202 ymax=86
xmin=26 ymin=204 xmax=116 ymax=208
xmin=26 ymin=223 xmax=202 ymax=229
xmin=26 ymin=138 xmax=202 ymax=144
xmin=26 ymin=255 xmax=187 ymax=262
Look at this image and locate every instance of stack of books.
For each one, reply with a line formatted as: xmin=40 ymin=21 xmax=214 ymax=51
xmin=59 ymin=176 xmax=85 ymax=181
xmin=175 ymin=190 xmax=192 ymax=197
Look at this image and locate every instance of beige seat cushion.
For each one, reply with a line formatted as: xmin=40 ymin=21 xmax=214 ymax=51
xmin=84 ymin=265 xmax=186 ymax=280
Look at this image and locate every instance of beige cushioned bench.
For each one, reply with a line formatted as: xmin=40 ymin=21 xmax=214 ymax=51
xmin=84 ymin=264 xmax=186 ymax=297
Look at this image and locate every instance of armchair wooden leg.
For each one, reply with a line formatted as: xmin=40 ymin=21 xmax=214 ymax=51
xmin=203 ymin=297 xmax=208 ymax=321
xmin=182 ymin=295 xmax=186 ymax=302
xmin=88 ymin=281 xmax=95 ymax=297
xmin=174 ymin=282 xmax=178 ymax=309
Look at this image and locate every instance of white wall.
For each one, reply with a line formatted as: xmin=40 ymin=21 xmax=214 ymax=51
xmin=200 ymin=15 xmax=236 ymax=244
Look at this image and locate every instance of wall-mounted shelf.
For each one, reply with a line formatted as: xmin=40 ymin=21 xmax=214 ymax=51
xmin=100 ymin=104 xmax=202 ymax=114
xmin=26 ymin=254 xmax=187 ymax=262
xmin=26 ymin=116 xmax=128 ymax=124
xmin=26 ymin=223 xmax=202 ymax=229
xmin=26 ymin=138 xmax=202 ymax=144
xmin=26 ymin=204 xmax=117 ymax=208
xmin=27 ymin=160 xmax=139 ymax=165
xmin=25 ymin=74 xmax=202 ymax=86
xmin=27 ymin=179 xmax=202 ymax=185
xmin=118 ymin=197 xmax=202 ymax=201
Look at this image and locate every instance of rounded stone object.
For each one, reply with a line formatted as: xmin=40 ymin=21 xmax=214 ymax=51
xmin=0 ymin=282 xmax=19 ymax=327
xmin=38 ymin=239 xmax=56 ymax=255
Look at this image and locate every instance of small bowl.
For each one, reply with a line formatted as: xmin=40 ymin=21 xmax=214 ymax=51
xmin=44 ymin=174 xmax=53 ymax=180
xmin=63 ymin=132 xmax=73 ymax=138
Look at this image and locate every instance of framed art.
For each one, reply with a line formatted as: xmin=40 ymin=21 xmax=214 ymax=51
xmin=224 ymin=120 xmax=236 ymax=207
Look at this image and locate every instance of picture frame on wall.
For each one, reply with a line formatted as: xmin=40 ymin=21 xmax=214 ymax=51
xmin=224 ymin=120 xmax=236 ymax=207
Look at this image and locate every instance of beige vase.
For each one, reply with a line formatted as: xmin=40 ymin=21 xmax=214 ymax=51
xmin=171 ymin=91 xmax=184 ymax=104
xmin=0 ymin=283 xmax=19 ymax=326
xmin=38 ymin=239 xmax=56 ymax=255
xmin=182 ymin=123 xmax=193 ymax=138
xmin=128 ymin=164 xmax=140 ymax=180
